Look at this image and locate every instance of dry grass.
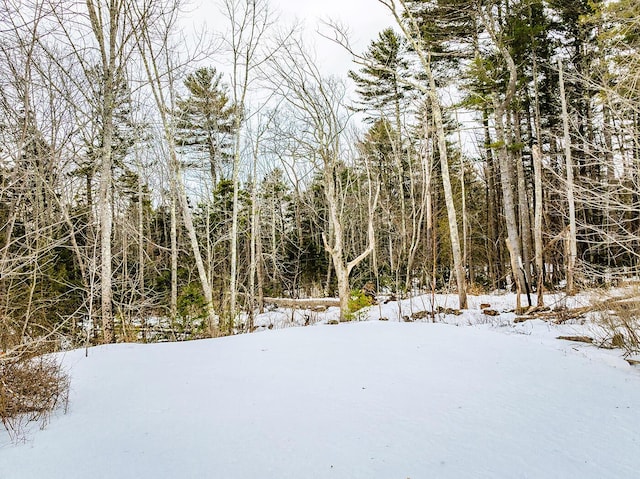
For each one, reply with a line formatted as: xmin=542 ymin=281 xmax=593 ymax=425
xmin=592 ymin=288 xmax=640 ymax=355
xmin=0 ymin=354 xmax=69 ymax=442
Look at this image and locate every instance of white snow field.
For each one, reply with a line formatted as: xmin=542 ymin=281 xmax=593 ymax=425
xmin=2 ymin=295 xmax=640 ymax=478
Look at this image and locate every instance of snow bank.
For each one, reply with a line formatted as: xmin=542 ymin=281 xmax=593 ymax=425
xmin=2 ymin=321 xmax=639 ymax=478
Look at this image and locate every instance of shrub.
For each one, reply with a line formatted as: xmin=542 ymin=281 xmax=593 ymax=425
xmin=177 ymin=282 xmax=207 ymax=321
xmin=345 ymin=289 xmax=374 ymax=321
xmin=0 ymin=354 xmax=69 ymax=442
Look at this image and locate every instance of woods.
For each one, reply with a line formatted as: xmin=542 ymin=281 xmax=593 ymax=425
xmin=1 ymin=0 xmax=639 ymax=352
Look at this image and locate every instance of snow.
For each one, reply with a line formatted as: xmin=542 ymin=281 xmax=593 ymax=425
xmin=2 ymin=293 xmax=640 ymax=478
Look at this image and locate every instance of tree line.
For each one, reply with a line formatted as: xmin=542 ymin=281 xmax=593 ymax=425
xmin=0 ymin=0 xmax=638 ymax=352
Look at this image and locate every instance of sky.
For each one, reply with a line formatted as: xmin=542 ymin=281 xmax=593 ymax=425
xmin=180 ymin=0 xmax=482 ymax=163
xmin=185 ymin=0 xmax=394 ymax=79
xmin=269 ymin=0 xmax=393 ymax=75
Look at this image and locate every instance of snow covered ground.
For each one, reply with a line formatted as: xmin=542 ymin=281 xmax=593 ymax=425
xmin=2 ymin=292 xmax=640 ymax=478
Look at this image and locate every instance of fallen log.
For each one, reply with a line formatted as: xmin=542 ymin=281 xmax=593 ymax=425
xmin=514 ymin=306 xmax=592 ymax=324
xmin=263 ymin=297 xmax=341 ymax=310
xmin=551 ymin=306 xmax=592 ymax=324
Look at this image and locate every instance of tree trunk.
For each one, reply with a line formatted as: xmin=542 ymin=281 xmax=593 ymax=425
xmin=379 ymin=0 xmax=467 ymax=309
xmin=494 ymin=101 xmax=526 ymax=311
xmin=559 ymin=59 xmax=578 ymax=295
xmin=532 ymin=145 xmax=545 ymax=307
xmin=323 ymin=165 xmax=379 ymax=321
xmin=513 ymin=109 xmax=533 ymax=292
xmin=86 ymin=0 xmax=118 ymax=344
xmin=335 ymin=266 xmax=350 ymax=321
xmin=177 ymin=173 xmax=218 ymax=334
xmin=431 ymin=88 xmax=467 ymax=309
xmin=481 ymin=7 xmax=528 ymax=310
xmin=170 ymin=189 xmax=178 ymax=321
xmin=138 ymin=166 xmax=145 ymax=319
xmin=531 ymin=51 xmax=545 ymax=307
xmin=229 ymin=132 xmax=240 ymax=332
xmin=256 ymin=221 xmax=265 ymax=314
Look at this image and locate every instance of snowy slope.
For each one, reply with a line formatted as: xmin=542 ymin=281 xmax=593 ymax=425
xmin=2 ymin=319 xmax=639 ymax=479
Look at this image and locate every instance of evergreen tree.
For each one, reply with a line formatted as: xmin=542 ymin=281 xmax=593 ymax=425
xmin=348 ymin=28 xmax=412 ymax=123
xmin=175 ymin=67 xmax=237 ymax=186
xmin=404 ymin=0 xmax=477 ymax=68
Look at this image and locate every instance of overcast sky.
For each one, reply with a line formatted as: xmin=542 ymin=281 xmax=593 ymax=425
xmin=181 ymin=1 xmax=480 ymax=166
xmin=270 ymin=0 xmax=392 ymax=74
xmin=186 ymin=0 xmax=394 ymax=78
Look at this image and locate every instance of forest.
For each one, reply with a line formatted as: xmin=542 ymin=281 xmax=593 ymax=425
xmin=1 ymin=0 xmax=639 ymax=354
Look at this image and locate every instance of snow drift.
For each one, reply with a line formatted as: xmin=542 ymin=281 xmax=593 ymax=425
xmin=2 ymin=319 xmax=639 ymax=478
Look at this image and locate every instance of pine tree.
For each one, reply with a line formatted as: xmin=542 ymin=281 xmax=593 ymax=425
xmin=175 ymin=67 xmax=236 ymax=186
xmin=348 ymin=28 xmax=412 ymax=123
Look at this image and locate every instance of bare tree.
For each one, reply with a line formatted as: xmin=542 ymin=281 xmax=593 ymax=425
xmin=270 ymin=39 xmax=379 ymax=320
xmin=220 ymin=0 xmax=274 ymax=329
xmin=0 ymin=0 xmax=91 ymax=348
xmin=82 ymin=0 xmax=140 ymax=342
xmin=377 ymin=0 xmax=467 ymax=308
xmin=130 ymin=0 xmax=219 ymax=333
